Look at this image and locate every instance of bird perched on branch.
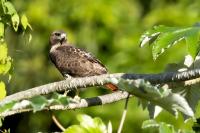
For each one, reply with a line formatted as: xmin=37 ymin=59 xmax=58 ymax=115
xmin=49 ymin=30 xmax=117 ymax=91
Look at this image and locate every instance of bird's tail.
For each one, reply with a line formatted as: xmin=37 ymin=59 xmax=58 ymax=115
xmin=104 ymin=83 xmax=118 ymax=91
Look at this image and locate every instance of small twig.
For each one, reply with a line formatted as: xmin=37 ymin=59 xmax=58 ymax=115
xmin=52 ymin=114 xmax=65 ymax=132
xmin=117 ymin=93 xmax=130 ymax=133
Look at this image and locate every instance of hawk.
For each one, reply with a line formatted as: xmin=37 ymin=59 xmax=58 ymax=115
xmin=49 ymin=30 xmax=117 ymax=91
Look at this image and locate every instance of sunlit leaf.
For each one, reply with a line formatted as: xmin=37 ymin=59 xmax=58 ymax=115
xmin=0 ymin=42 xmax=11 ymax=75
xmin=0 ymin=61 xmax=11 ymax=75
xmin=0 ymin=42 xmax=7 ymax=61
xmin=140 ymin=25 xmax=180 ymax=47
xmin=65 ymin=114 xmax=110 ymax=133
xmin=64 ymin=125 xmax=87 ymax=133
xmin=142 ymin=120 xmax=178 ymax=133
xmin=21 ymin=14 xmax=28 ymax=30
xmin=21 ymin=14 xmax=33 ymax=31
xmin=93 ymin=117 xmax=107 ymax=132
xmin=77 ymin=114 xmax=95 ymax=130
xmin=0 ymin=22 xmax=4 ymax=41
xmin=186 ymin=29 xmax=200 ymax=59
xmin=3 ymin=1 xmax=17 ymax=15
xmin=159 ymin=123 xmax=175 ymax=133
xmin=140 ymin=25 xmax=200 ymax=60
xmin=142 ymin=119 xmax=159 ymax=129
xmin=0 ymin=82 xmax=6 ymax=100
xmin=11 ymin=13 xmax=19 ymax=31
xmin=152 ymin=29 xmax=185 ymax=60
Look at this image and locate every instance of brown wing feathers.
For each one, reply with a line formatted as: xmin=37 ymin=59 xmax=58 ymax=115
xmin=49 ymin=31 xmax=117 ymax=91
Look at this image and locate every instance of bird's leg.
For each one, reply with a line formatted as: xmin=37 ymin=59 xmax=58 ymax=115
xmin=64 ymin=74 xmax=72 ymax=79
xmin=63 ymin=74 xmax=72 ymax=96
xmin=64 ymin=74 xmax=81 ymax=103
xmin=73 ymin=88 xmax=81 ymax=103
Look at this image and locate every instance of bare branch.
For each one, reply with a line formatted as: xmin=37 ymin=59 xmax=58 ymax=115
xmin=0 ymin=91 xmax=129 ymax=117
xmin=1 ymin=69 xmax=200 ymax=107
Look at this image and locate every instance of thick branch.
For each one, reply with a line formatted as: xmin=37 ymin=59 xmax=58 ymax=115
xmin=1 ymin=69 xmax=200 ymax=106
xmin=0 ymin=91 xmax=129 ymax=117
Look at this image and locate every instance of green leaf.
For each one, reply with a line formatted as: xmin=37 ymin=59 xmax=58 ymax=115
xmin=140 ymin=25 xmax=180 ymax=47
xmin=0 ymin=81 xmax=6 ymax=100
xmin=0 ymin=22 xmax=4 ymax=41
xmin=152 ymin=28 xmax=185 ymax=60
xmin=0 ymin=61 xmax=11 ymax=75
xmin=3 ymin=1 xmax=17 ymax=15
xmin=159 ymin=123 xmax=175 ymax=133
xmin=117 ymin=79 xmax=194 ymax=117
xmin=93 ymin=117 xmax=107 ymax=132
xmin=30 ymin=96 xmax=48 ymax=112
xmin=21 ymin=14 xmax=28 ymax=30
xmin=3 ymin=1 xmax=20 ymax=31
xmin=77 ymin=114 xmax=95 ymax=130
xmin=142 ymin=120 xmax=176 ymax=133
xmin=170 ymin=81 xmax=200 ymax=117
xmin=51 ymin=92 xmax=69 ymax=105
xmin=0 ymin=42 xmax=11 ymax=75
xmin=0 ymin=101 xmax=16 ymax=114
xmin=21 ymin=14 xmax=32 ymax=31
xmin=142 ymin=119 xmax=159 ymax=129
xmin=64 ymin=125 xmax=88 ymax=133
xmin=186 ymin=29 xmax=200 ymax=59
xmin=75 ymin=114 xmax=108 ymax=133
xmin=140 ymin=25 xmax=200 ymax=60
xmin=11 ymin=13 xmax=19 ymax=31
xmin=0 ymin=42 xmax=7 ymax=61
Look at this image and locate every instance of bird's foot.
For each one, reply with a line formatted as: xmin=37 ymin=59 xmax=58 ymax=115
xmin=72 ymin=95 xmax=81 ymax=103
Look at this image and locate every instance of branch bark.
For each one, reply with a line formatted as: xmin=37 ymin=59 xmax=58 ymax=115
xmin=0 ymin=68 xmax=200 ymax=117
xmin=1 ymin=91 xmax=129 ymax=117
xmin=1 ymin=69 xmax=200 ymax=106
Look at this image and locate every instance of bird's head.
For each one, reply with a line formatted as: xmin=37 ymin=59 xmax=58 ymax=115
xmin=50 ymin=30 xmax=67 ymax=46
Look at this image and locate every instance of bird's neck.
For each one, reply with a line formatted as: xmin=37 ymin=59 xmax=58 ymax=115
xmin=50 ymin=43 xmax=61 ymax=52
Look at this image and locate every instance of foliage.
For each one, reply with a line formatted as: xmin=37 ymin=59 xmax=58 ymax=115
xmin=0 ymin=0 xmax=31 ymax=101
xmin=142 ymin=119 xmax=194 ymax=133
xmin=117 ymin=78 xmax=194 ymax=117
xmin=140 ymin=25 xmax=200 ymax=60
xmin=64 ymin=114 xmax=112 ymax=133
xmin=0 ymin=93 xmax=70 ymax=114
xmin=1 ymin=0 xmax=200 ymax=133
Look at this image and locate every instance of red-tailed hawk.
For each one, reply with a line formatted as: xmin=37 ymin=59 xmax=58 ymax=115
xmin=49 ymin=30 xmax=117 ymax=91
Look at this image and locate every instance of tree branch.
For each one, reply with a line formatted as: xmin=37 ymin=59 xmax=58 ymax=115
xmin=0 ymin=91 xmax=129 ymax=117
xmin=1 ymin=69 xmax=200 ymax=107
xmin=0 ymin=68 xmax=200 ymax=118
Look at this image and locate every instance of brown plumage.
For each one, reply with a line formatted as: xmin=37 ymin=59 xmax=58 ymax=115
xmin=49 ymin=30 xmax=117 ymax=91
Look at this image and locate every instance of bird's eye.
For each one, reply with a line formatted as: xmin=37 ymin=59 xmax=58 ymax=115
xmin=55 ymin=33 xmax=61 ymax=36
